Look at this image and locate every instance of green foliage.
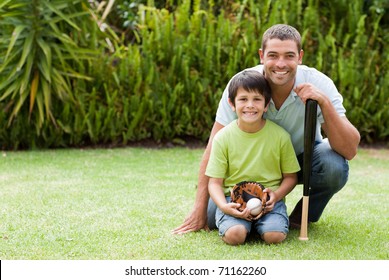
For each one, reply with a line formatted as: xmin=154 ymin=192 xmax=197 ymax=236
xmin=0 ymin=0 xmax=388 ymax=149
xmin=0 ymin=0 xmax=98 ymax=136
xmin=297 ymin=0 xmax=389 ymax=143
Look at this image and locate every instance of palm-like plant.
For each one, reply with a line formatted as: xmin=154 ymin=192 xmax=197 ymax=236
xmin=0 ymin=0 xmax=98 ymax=130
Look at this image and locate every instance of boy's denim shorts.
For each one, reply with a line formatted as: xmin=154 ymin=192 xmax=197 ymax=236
xmin=215 ymin=197 xmax=289 ymax=237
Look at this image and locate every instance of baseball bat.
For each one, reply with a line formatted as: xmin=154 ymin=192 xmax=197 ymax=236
xmin=299 ymin=99 xmax=318 ymax=241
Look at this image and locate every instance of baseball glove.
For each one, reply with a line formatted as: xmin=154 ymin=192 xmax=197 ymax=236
xmin=230 ymin=181 xmax=268 ymax=218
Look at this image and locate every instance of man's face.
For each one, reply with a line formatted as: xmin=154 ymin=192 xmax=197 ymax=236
xmin=259 ymin=39 xmax=303 ymax=88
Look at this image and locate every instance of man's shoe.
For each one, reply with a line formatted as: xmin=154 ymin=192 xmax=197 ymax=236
xmin=289 ymin=220 xmax=301 ymax=230
xmin=289 ymin=198 xmax=303 ymax=230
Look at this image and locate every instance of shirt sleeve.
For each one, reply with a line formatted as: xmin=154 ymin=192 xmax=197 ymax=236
xmin=205 ymin=134 xmax=228 ymax=179
xmin=304 ymin=67 xmax=346 ymax=124
xmin=280 ymin=133 xmax=301 ymax=174
xmin=215 ymin=81 xmax=237 ymax=126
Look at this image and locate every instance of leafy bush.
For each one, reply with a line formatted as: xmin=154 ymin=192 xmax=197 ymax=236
xmin=0 ymin=0 xmax=105 ymax=148
xmin=0 ymin=0 xmax=388 ymax=149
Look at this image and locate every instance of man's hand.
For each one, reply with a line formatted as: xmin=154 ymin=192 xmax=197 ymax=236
xmin=294 ymin=83 xmax=360 ymax=160
xmin=171 ymin=207 xmax=208 ymax=234
xmin=294 ymin=83 xmax=327 ymax=105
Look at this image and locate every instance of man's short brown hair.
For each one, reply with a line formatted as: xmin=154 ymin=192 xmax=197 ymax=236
xmin=261 ymin=24 xmax=302 ymax=52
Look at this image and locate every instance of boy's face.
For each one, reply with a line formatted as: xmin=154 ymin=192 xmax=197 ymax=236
xmin=229 ymin=88 xmax=268 ymax=129
xmin=259 ymin=38 xmax=303 ymax=88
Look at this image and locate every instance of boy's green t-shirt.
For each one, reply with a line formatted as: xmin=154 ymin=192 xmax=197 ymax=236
xmin=206 ymin=120 xmax=300 ymax=196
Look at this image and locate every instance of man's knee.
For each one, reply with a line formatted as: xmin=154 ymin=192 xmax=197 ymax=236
xmin=312 ymin=140 xmax=349 ymax=191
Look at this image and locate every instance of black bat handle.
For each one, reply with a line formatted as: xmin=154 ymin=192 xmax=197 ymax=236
xmin=299 ymin=99 xmax=318 ymax=241
xmin=303 ymin=99 xmax=318 ymax=196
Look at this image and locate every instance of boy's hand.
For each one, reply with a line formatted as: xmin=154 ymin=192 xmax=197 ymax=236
xmin=221 ymin=203 xmax=252 ymax=221
xmin=263 ymin=188 xmax=277 ymax=213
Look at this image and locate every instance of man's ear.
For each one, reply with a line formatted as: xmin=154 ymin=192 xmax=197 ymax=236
xmin=258 ymin=49 xmax=264 ymax=63
xmin=228 ymin=98 xmax=236 ymax=111
xmin=298 ymin=49 xmax=304 ymax=64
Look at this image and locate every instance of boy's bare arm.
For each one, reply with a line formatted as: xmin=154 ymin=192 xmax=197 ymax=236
xmin=264 ymin=173 xmax=298 ymax=213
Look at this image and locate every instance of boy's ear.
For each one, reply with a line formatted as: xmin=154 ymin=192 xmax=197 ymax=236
xmin=228 ymin=98 xmax=236 ymax=111
xmin=264 ymin=102 xmax=270 ymax=113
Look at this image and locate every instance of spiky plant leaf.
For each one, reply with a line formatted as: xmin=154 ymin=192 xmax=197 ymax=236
xmin=0 ymin=0 xmax=98 ymax=131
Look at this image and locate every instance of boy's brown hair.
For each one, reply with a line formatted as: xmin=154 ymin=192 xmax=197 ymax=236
xmin=228 ymin=70 xmax=271 ymax=106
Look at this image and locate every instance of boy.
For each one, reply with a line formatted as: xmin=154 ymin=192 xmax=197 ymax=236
xmin=206 ymin=70 xmax=300 ymax=245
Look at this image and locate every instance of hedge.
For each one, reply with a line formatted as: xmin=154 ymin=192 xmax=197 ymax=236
xmin=0 ymin=0 xmax=388 ymax=149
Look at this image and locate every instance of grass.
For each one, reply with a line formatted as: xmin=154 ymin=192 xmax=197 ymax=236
xmin=0 ymin=146 xmax=388 ymax=260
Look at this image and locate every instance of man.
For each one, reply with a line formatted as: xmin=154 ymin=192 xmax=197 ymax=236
xmin=172 ymin=24 xmax=360 ymax=234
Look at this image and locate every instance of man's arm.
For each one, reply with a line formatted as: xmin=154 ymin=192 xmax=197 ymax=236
xmin=294 ymin=83 xmax=360 ymax=160
xmin=172 ymin=121 xmax=225 ymax=234
xmin=320 ymin=101 xmax=360 ymax=160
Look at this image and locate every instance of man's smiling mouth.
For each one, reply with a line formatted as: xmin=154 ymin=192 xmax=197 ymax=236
xmin=273 ymin=70 xmax=288 ymax=75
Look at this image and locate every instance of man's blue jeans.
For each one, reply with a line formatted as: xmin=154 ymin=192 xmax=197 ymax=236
xmin=207 ymin=139 xmax=349 ymax=229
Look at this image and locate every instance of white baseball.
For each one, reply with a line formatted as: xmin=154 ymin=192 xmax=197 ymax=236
xmin=246 ymin=198 xmax=262 ymax=216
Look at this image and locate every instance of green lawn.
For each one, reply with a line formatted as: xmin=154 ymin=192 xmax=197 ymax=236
xmin=0 ymin=147 xmax=388 ymax=260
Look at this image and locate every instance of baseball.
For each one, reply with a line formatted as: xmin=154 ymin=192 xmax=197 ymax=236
xmin=246 ymin=198 xmax=262 ymax=216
